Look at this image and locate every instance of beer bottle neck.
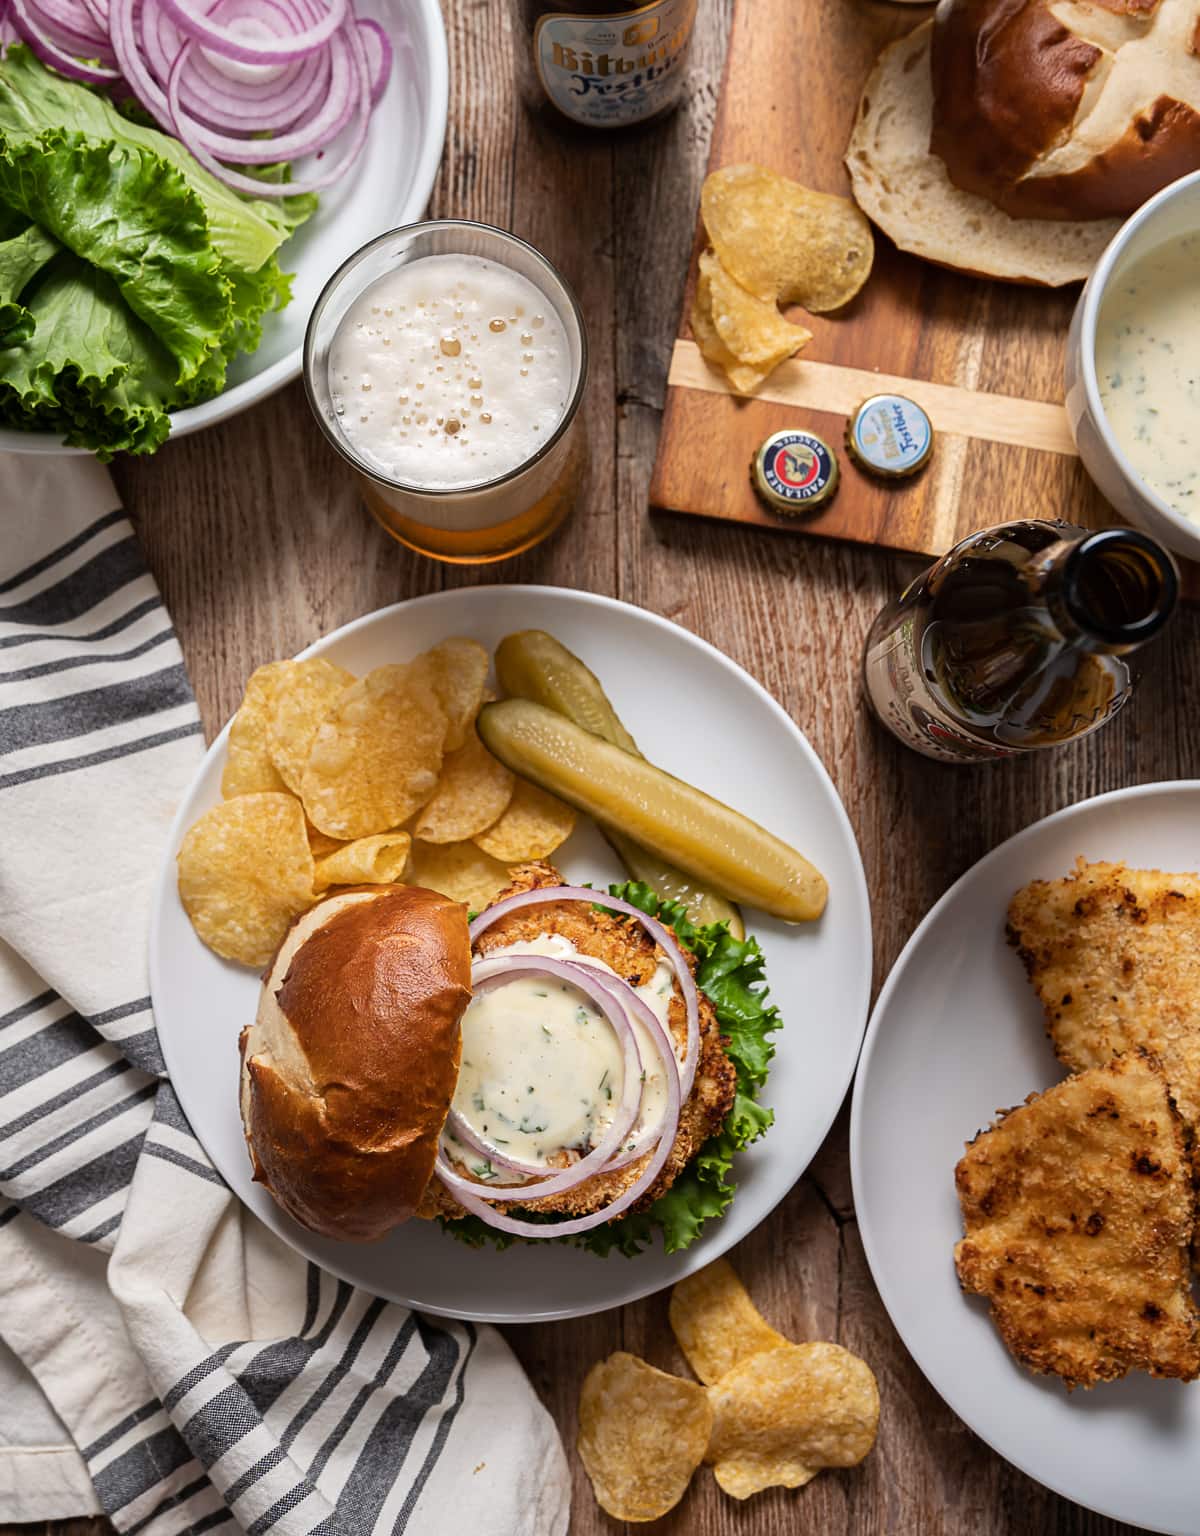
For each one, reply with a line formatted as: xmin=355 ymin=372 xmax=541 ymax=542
xmin=1028 ymin=528 xmax=1179 ymax=655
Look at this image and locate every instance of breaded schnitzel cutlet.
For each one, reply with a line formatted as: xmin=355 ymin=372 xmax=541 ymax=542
xmin=955 ymin=1052 xmax=1200 ymax=1389
xmin=421 ymin=860 xmax=737 ymax=1222
xmin=1007 ymin=859 xmax=1200 ymax=1134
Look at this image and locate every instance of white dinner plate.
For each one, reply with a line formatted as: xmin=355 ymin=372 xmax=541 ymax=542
xmin=0 ymin=0 xmax=447 ymax=454
xmin=852 ymin=781 xmax=1200 ymax=1536
xmin=150 ymin=586 xmax=872 ymax=1322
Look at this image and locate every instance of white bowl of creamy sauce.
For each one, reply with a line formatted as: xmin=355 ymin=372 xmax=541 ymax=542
xmin=1067 ymin=170 xmax=1200 ymax=562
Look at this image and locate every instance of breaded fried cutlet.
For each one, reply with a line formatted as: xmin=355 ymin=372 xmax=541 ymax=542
xmin=954 ymin=1053 xmax=1200 ymax=1389
xmin=421 ymin=860 xmax=736 ymax=1223
xmin=1007 ymin=859 xmax=1200 ymax=1132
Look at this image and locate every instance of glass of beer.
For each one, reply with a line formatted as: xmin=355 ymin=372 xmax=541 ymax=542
xmin=303 ymin=221 xmax=589 ymax=563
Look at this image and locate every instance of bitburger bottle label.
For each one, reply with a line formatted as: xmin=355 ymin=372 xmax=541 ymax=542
xmin=532 ymin=0 xmax=697 ymax=129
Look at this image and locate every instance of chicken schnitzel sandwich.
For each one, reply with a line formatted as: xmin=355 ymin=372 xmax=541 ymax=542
xmin=239 ymin=862 xmax=746 ymax=1247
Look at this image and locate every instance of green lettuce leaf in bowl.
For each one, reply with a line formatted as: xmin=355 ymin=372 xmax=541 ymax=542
xmin=0 ymin=47 xmax=317 ymax=456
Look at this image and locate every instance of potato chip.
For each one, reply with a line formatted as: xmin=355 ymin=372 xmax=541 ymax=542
xmin=221 ymin=661 xmax=291 ymax=798
xmin=705 ymin=1342 xmax=880 ymax=1499
xmin=578 ymin=1353 xmax=713 ymax=1522
xmin=702 ymin=163 xmax=875 ymax=312
xmin=669 ymin=1260 xmax=788 ymax=1385
xmin=409 ymin=638 xmax=489 ymax=751
xmin=267 ymin=657 xmax=356 ymax=793
xmin=313 ymin=832 xmax=412 ymax=892
xmin=300 ymin=664 xmax=447 ymax=839
xmin=306 ymin=822 xmax=344 ymax=859
xmin=413 ymin=730 xmax=515 ymax=844
xmin=177 ymin=793 xmax=314 ymax=967
xmin=472 ymin=779 xmax=575 ymax=862
xmin=691 ymin=276 xmax=775 ymax=396
xmin=701 ymin=250 xmax=811 ymax=370
xmin=408 ymin=839 xmax=513 ymax=910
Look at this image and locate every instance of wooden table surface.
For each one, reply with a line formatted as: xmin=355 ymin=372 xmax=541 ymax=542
xmin=8 ymin=3 xmax=1192 ymax=1533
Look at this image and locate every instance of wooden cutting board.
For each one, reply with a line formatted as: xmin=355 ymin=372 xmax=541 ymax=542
xmin=649 ymin=0 xmax=1170 ymax=573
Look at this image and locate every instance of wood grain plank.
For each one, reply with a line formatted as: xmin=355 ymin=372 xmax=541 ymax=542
xmin=667 ymin=342 xmax=1078 ymax=454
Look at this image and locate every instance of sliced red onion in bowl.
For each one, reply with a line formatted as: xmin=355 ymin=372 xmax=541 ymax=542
xmin=11 ymin=0 xmax=120 ymax=79
xmin=37 ymin=0 xmax=390 ymax=196
xmin=158 ymin=0 xmax=348 ymax=64
xmin=166 ymin=27 xmax=357 ymax=161
xmin=356 ymin=14 xmax=387 ymax=103
xmin=469 ymin=886 xmax=701 ymax=1100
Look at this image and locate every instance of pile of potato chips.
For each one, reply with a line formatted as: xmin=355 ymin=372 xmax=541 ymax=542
xmin=177 ymin=638 xmax=576 ymax=966
xmin=692 ymin=163 xmax=875 ymax=394
xmin=578 ymin=1259 xmax=879 ymax=1520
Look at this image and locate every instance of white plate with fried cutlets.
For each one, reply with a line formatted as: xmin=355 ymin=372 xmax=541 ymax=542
xmin=152 ymin=586 xmax=872 ymax=1323
xmin=852 ymin=781 xmax=1200 ymax=1536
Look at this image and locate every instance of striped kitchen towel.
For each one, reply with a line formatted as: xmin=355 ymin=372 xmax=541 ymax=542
xmin=0 ymin=456 xmax=571 ymax=1536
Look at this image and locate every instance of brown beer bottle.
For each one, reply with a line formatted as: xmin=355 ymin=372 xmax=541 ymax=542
xmin=512 ymin=0 xmax=698 ymax=131
xmin=862 ymin=520 xmax=1178 ymax=763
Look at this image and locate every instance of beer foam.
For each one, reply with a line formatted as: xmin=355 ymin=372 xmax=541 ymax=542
xmin=328 ymin=254 xmax=572 ymax=491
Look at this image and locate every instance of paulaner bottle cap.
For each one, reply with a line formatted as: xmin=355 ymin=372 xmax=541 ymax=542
xmin=846 ymin=394 xmax=934 ymax=479
xmin=751 ymin=429 xmax=839 ymax=515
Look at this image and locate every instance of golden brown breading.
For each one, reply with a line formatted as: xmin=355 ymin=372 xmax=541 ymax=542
xmin=1008 ymin=859 xmax=1200 ymax=1132
xmin=421 ymin=860 xmax=736 ymax=1222
xmin=954 ymin=1053 xmax=1200 ymax=1389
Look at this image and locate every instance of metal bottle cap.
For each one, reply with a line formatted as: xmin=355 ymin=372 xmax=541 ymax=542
xmin=751 ymin=429 xmax=839 ymax=515
xmin=846 ymin=393 xmax=934 ymax=479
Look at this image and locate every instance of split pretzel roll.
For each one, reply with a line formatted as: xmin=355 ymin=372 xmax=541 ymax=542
xmin=239 ymin=885 xmax=472 ymax=1242
xmin=931 ymin=0 xmax=1200 ymax=221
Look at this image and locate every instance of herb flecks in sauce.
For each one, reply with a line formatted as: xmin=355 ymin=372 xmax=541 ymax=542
xmin=1096 ymin=232 xmax=1200 ymax=516
xmin=446 ymin=933 xmax=677 ymax=1169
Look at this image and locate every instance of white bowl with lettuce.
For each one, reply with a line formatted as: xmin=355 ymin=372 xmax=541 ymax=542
xmin=0 ymin=0 xmax=446 ymax=459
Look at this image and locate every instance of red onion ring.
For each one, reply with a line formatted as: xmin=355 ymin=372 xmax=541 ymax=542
xmin=583 ymin=975 xmax=676 ymax=1171
xmin=78 ymin=0 xmax=389 ymax=195
xmin=441 ymin=1031 xmax=682 ymax=1240
xmin=444 ymin=952 xmax=675 ymax=1179
xmin=437 ymin=955 xmax=642 ymax=1203
xmin=442 ymin=1111 xmax=543 ymax=1180
xmin=434 ymin=942 xmax=689 ymax=1240
xmin=158 ymin=0 xmax=347 ymax=63
xmin=165 ymin=13 xmax=371 ymax=190
xmin=166 ymin=27 xmax=356 ymax=161
xmin=11 ymin=0 xmax=120 ymax=78
xmin=23 ymin=0 xmax=114 ymax=56
xmin=356 ymin=14 xmax=387 ymax=104
xmin=173 ymin=45 xmax=329 ymax=134
xmin=470 ymin=887 xmax=701 ymax=1101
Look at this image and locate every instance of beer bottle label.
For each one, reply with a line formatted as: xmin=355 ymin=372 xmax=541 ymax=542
xmin=533 ymin=0 xmax=697 ymax=128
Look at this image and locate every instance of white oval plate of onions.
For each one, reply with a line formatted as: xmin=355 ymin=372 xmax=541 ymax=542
xmin=150 ymin=586 xmax=873 ymax=1323
xmin=0 ymin=0 xmax=447 ymax=454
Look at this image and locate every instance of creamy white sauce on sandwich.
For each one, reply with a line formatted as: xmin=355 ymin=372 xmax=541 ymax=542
xmin=444 ymin=934 xmax=678 ymax=1178
xmin=1096 ymin=232 xmax=1200 ymax=521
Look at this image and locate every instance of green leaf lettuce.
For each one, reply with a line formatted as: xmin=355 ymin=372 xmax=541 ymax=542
xmin=0 ymin=47 xmax=317 ymax=456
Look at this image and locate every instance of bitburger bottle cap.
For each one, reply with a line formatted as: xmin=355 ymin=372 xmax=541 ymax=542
xmin=846 ymin=393 xmax=934 ymax=479
xmin=751 ymin=429 xmax=839 ymax=516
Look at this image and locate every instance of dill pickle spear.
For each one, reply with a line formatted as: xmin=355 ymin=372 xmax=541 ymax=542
xmin=476 ymin=698 xmax=827 ymax=922
xmin=496 ymin=630 xmax=639 ymax=754
xmin=496 ymin=631 xmax=745 ymax=936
